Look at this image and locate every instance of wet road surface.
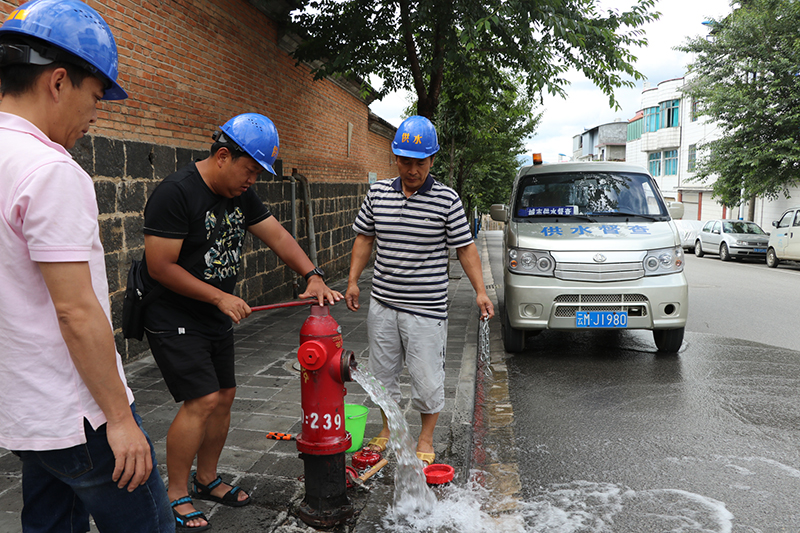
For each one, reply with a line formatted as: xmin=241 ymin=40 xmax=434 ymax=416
xmin=483 ymin=230 xmax=800 ymax=531
xmin=506 ymin=330 xmax=800 ymax=531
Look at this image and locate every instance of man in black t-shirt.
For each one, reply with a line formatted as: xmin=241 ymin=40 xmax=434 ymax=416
xmin=142 ymin=113 xmax=342 ymax=532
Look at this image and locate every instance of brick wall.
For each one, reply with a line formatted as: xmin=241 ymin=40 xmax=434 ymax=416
xmin=1 ymin=0 xmax=397 ymax=361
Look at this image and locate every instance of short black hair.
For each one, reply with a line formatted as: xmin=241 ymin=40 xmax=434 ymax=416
xmin=0 ymin=37 xmax=94 ymax=97
xmin=0 ymin=61 xmax=92 ymax=97
xmin=210 ymin=130 xmax=248 ymax=161
xmin=210 ymin=141 xmax=249 ymax=161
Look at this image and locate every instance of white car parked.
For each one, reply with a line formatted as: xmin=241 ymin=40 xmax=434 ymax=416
xmin=767 ymin=207 xmax=800 ymax=267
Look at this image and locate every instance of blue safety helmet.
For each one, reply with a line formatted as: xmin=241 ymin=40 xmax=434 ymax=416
xmin=0 ymin=0 xmax=126 ymax=100
xmin=391 ymin=115 xmax=439 ymax=159
xmin=218 ymin=113 xmax=280 ymax=175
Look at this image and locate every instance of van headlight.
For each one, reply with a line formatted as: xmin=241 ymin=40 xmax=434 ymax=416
xmin=507 ymin=248 xmax=555 ymax=276
xmin=643 ymin=246 xmax=684 ymax=276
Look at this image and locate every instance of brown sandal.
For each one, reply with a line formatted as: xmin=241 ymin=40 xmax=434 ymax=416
xmin=365 ymin=436 xmax=388 ymax=453
xmin=416 ymin=452 xmax=435 ymax=466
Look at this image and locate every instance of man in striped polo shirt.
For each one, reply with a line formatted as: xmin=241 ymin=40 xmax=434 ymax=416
xmin=345 ymin=116 xmax=494 ymax=465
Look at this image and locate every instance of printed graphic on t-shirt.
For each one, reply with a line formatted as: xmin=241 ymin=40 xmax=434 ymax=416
xmin=203 ymin=206 xmax=246 ymax=281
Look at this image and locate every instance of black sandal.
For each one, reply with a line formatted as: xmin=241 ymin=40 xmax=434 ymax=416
xmin=191 ymin=472 xmax=251 ymax=507
xmin=171 ymin=496 xmax=211 ymax=531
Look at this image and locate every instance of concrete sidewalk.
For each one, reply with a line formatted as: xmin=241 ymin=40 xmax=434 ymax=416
xmin=0 ymin=234 xmax=493 ymax=533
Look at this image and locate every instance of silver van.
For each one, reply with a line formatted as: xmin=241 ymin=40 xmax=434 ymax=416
xmin=490 ymin=160 xmax=688 ymax=353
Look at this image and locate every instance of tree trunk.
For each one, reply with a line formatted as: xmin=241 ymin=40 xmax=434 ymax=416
xmin=417 ymin=96 xmax=437 ymax=120
xmin=447 ymin=138 xmax=455 ymax=188
xmin=747 ymin=194 xmax=756 ymax=221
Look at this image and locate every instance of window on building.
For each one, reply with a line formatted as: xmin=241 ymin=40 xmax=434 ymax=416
xmin=660 ymin=99 xmax=680 ymax=128
xmin=664 ymin=149 xmax=678 ymax=175
xmin=644 ymin=106 xmax=660 ymax=132
xmin=648 ymin=152 xmax=661 ymax=176
xmin=688 ymin=144 xmax=697 ymax=171
xmin=690 ymin=99 xmax=699 ymax=122
xmin=627 ymin=118 xmax=643 ymax=141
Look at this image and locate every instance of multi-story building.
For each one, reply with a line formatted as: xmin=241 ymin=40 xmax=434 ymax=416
xmin=626 ymin=77 xmax=799 ymax=227
xmin=626 ymin=77 xmax=723 ymax=219
xmin=572 ymin=121 xmax=628 ymax=162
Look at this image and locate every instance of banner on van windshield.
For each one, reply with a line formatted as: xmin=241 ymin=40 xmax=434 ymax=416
xmin=518 ymin=206 xmax=576 ymax=217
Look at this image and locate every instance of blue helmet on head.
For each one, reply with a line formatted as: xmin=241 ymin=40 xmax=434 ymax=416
xmin=391 ymin=115 xmax=439 ymax=159
xmin=218 ymin=113 xmax=280 ymax=175
xmin=0 ymin=0 xmax=127 ymax=100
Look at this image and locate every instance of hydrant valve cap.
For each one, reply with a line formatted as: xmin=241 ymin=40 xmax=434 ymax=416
xmin=298 ymin=340 xmax=327 ymax=370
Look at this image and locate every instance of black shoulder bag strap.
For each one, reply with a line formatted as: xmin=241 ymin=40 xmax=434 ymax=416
xmin=140 ymin=198 xmax=229 ymax=306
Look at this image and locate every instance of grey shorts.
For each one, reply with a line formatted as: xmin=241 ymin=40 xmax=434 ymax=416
xmin=367 ymin=297 xmax=447 ymax=414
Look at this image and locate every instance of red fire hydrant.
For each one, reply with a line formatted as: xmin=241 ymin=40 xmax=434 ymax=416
xmin=295 ymin=304 xmax=356 ymax=528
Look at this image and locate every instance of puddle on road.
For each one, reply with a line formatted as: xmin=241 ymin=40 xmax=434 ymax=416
xmin=518 ymin=481 xmax=733 ymax=533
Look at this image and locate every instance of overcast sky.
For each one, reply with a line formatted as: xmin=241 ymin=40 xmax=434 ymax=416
xmin=368 ymin=0 xmax=733 ymax=164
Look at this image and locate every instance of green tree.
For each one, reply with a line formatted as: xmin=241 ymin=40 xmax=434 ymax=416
xmin=431 ymin=67 xmax=539 ymax=220
xmin=290 ymin=0 xmax=659 ymax=119
xmin=679 ymin=0 xmax=800 ymax=212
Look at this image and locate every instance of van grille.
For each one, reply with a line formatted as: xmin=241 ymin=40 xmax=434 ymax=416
xmin=555 ymin=262 xmax=644 ymax=282
xmin=553 ymin=294 xmax=649 ymax=318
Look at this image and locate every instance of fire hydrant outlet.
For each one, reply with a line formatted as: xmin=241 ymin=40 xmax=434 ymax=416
xmin=298 ymin=340 xmax=327 ymax=370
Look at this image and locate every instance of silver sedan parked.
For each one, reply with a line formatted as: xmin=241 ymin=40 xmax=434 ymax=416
xmin=694 ymin=219 xmax=769 ymax=261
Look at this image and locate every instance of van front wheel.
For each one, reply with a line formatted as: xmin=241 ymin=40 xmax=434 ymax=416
xmin=766 ymin=248 xmax=779 ymax=268
xmin=653 ymin=327 xmax=684 ymax=353
xmin=502 ymin=309 xmax=526 ymax=353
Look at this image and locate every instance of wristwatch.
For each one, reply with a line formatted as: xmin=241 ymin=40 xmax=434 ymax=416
xmin=303 ymin=267 xmax=325 ymax=282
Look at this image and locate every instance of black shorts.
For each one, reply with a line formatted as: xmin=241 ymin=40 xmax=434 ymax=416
xmin=146 ymin=332 xmax=236 ymax=403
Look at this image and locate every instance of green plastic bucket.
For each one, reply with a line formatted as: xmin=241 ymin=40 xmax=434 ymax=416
xmin=344 ymin=404 xmax=369 ymax=453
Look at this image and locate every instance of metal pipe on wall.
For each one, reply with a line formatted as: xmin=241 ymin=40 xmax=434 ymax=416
xmin=293 ymin=169 xmax=318 ymax=267
xmin=278 ymin=160 xmax=300 ymax=297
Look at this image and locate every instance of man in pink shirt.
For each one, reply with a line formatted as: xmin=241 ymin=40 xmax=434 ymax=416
xmin=0 ymin=1 xmax=172 ymax=531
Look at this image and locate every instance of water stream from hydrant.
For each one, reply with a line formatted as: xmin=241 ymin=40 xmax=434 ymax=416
xmin=350 ymin=366 xmax=437 ymax=516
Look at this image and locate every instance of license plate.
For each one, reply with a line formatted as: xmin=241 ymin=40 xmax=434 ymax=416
xmin=576 ymin=311 xmax=628 ymax=328
xmin=754 ymin=248 xmax=766 ymax=253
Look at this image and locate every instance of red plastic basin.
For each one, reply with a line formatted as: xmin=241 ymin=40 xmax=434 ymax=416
xmin=423 ymin=463 xmax=454 ymax=485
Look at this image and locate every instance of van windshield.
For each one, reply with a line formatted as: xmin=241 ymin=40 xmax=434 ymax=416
xmin=513 ymin=171 xmax=669 ymax=220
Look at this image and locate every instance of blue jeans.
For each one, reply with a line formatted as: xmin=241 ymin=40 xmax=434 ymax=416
xmin=14 ymin=404 xmax=174 ymax=533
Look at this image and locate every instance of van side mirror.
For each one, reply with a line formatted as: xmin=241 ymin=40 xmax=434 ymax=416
xmin=772 ymin=220 xmax=778 ymax=228
xmin=490 ymin=204 xmax=508 ymax=223
xmin=666 ymin=201 xmax=684 ymax=220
